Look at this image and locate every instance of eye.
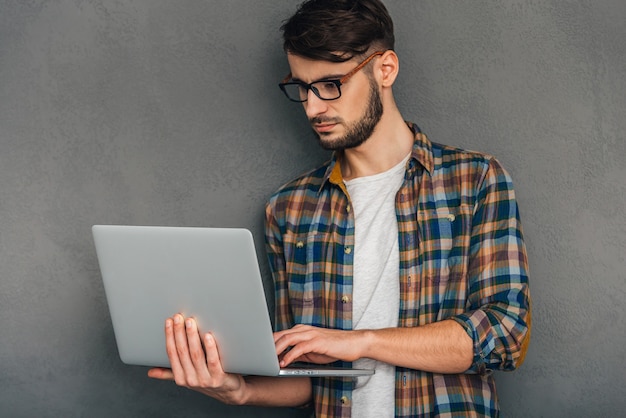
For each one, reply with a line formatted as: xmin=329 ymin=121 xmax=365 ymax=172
xmin=316 ymin=81 xmax=339 ymax=94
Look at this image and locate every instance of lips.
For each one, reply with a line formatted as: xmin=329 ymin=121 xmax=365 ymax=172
xmin=314 ymin=123 xmax=337 ymax=133
xmin=311 ymin=117 xmax=340 ymax=134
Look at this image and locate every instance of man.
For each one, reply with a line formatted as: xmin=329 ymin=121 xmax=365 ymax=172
xmin=148 ymin=0 xmax=532 ymax=416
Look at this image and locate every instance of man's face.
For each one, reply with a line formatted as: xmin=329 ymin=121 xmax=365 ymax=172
xmin=286 ymin=54 xmax=383 ymax=151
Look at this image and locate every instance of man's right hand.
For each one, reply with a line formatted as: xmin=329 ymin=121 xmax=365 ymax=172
xmin=147 ymin=314 xmax=248 ymax=405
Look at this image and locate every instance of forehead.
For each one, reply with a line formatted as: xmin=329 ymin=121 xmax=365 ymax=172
xmin=286 ymin=53 xmax=356 ymax=82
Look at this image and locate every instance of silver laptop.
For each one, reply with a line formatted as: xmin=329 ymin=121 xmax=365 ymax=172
xmin=92 ymin=225 xmax=373 ymax=377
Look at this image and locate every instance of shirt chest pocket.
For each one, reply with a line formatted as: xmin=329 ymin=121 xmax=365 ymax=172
xmin=282 ymin=232 xmax=335 ymax=310
xmin=417 ymin=205 xmax=472 ymax=283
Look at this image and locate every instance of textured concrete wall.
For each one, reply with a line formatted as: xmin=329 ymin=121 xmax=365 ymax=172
xmin=1 ymin=1 xmax=624 ymax=416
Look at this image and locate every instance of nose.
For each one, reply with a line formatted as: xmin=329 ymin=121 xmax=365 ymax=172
xmin=303 ymin=89 xmax=329 ymax=119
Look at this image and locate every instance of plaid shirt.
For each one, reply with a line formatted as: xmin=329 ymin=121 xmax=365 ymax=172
xmin=265 ymin=123 xmax=531 ymax=417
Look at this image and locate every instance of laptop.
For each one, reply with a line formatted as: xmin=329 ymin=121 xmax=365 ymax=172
xmin=92 ymin=225 xmax=374 ymax=377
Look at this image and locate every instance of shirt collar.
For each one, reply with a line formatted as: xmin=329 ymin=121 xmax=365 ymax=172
xmin=406 ymin=121 xmax=434 ymax=174
xmin=318 ymin=121 xmax=434 ymax=194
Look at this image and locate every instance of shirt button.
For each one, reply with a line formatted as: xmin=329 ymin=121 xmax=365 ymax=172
xmin=346 ymin=205 xmax=351 ymax=213
xmin=340 ymin=396 xmax=349 ymax=405
xmin=341 ymin=295 xmax=350 ymax=304
xmin=344 ymin=247 xmax=352 ymax=254
xmin=296 ymin=241 xmax=304 ymax=249
xmin=446 ymin=213 xmax=456 ymax=222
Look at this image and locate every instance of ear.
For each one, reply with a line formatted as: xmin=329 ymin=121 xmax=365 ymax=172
xmin=379 ymin=50 xmax=399 ymax=87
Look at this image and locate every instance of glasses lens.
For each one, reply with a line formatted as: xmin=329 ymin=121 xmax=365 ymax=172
xmin=311 ymin=81 xmax=340 ymax=100
xmin=281 ymin=83 xmax=307 ymax=102
xmin=281 ymin=81 xmax=342 ymax=102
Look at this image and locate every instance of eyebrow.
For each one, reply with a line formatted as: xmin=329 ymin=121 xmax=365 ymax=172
xmin=290 ymin=73 xmax=346 ymax=83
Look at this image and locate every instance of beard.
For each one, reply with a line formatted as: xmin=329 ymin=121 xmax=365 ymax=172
xmin=310 ymin=78 xmax=383 ymax=151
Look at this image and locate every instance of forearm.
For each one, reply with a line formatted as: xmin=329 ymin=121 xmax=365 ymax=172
xmin=237 ymin=376 xmax=312 ymax=407
xmin=360 ymin=320 xmax=473 ymax=374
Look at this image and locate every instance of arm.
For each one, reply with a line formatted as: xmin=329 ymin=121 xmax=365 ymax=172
xmin=450 ymin=158 xmax=531 ymax=373
xmin=148 ymin=314 xmax=312 ymax=407
xmin=275 ymin=320 xmax=473 ymax=374
xmin=264 ymin=198 xmax=293 ymax=333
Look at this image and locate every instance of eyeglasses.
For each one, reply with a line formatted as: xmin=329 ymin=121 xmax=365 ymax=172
xmin=278 ymin=51 xmax=384 ymax=102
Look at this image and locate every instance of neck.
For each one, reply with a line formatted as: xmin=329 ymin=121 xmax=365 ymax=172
xmin=340 ymin=109 xmax=414 ymax=181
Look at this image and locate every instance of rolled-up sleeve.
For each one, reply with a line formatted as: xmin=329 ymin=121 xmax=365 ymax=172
xmin=452 ymin=159 xmax=531 ymax=374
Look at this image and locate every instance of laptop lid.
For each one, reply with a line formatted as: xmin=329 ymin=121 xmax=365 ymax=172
xmin=92 ymin=225 xmax=373 ymax=377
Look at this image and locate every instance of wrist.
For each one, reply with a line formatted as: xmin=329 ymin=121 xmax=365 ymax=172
xmin=230 ymin=375 xmax=250 ymax=406
xmin=356 ymin=329 xmax=376 ymax=361
xmin=197 ymin=375 xmax=248 ymax=406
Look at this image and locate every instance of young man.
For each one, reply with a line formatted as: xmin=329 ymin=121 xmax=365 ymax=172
xmin=148 ymin=1 xmax=531 ymax=416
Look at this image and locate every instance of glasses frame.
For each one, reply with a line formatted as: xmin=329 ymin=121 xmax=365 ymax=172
xmin=278 ymin=51 xmax=385 ymax=103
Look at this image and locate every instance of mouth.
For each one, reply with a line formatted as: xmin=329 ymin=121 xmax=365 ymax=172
xmin=311 ymin=118 xmax=340 ymax=134
xmin=313 ymin=123 xmax=337 ymax=133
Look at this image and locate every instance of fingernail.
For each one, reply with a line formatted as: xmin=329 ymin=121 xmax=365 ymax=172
xmin=174 ymin=314 xmax=182 ymax=324
xmin=186 ymin=319 xmax=193 ymax=328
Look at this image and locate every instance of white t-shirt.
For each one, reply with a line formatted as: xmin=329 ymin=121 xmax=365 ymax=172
xmin=344 ymin=154 xmax=409 ymax=418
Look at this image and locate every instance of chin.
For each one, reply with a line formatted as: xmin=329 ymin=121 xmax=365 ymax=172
xmin=317 ymin=140 xmax=339 ymax=151
xmin=313 ymin=130 xmax=339 ymax=149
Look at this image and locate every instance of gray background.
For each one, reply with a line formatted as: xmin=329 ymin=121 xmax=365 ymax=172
xmin=1 ymin=1 xmax=624 ymax=417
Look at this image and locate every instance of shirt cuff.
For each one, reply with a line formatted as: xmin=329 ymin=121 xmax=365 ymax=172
xmin=451 ymin=311 xmax=496 ymax=375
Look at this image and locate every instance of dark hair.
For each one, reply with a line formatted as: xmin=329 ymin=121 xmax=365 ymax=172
xmin=281 ymin=0 xmax=395 ymax=62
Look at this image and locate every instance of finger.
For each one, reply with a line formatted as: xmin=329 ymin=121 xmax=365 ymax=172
xmin=279 ymin=342 xmax=310 ymax=367
xmin=147 ymin=367 xmax=174 ymax=380
xmin=281 ymin=328 xmax=335 ymax=365
xmin=172 ymin=314 xmax=197 ymax=381
xmin=273 ymin=324 xmax=311 ymax=340
xmin=164 ymin=316 xmax=185 ymax=377
xmin=273 ymin=330 xmax=286 ymax=342
xmin=204 ymin=333 xmax=225 ymax=377
xmin=273 ymin=326 xmax=314 ymax=355
xmin=185 ymin=318 xmax=212 ymax=380
xmin=275 ymin=338 xmax=301 ymax=359
xmin=277 ymin=336 xmax=318 ymax=366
